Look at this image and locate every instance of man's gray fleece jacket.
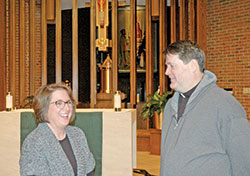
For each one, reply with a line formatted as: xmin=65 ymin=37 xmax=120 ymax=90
xmin=160 ymin=70 xmax=250 ymax=176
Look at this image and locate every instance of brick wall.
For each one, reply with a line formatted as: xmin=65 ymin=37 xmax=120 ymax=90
xmin=207 ymin=0 xmax=250 ymax=120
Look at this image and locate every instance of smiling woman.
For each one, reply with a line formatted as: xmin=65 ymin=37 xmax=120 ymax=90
xmin=46 ymin=89 xmax=74 ymax=139
xmin=19 ymin=83 xmax=96 ymax=176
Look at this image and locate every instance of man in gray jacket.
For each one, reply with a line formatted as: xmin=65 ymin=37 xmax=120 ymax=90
xmin=160 ymin=40 xmax=250 ymax=176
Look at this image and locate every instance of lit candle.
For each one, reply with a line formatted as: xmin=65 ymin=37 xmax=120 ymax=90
xmin=114 ymin=91 xmax=121 ymax=112
xmin=6 ymin=92 xmax=13 ymax=111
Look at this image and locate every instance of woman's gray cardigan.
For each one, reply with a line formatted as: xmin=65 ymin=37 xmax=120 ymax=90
xmin=20 ymin=123 xmax=95 ymax=176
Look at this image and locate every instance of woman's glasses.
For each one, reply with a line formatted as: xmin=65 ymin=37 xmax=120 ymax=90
xmin=51 ymin=100 xmax=74 ymax=109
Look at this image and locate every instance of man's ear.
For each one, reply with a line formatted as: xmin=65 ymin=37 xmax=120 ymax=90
xmin=189 ymin=59 xmax=199 ymax=73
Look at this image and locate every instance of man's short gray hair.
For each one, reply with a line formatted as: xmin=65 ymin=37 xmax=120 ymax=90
xmin=163 ymin=40 xmax=205 ymax=72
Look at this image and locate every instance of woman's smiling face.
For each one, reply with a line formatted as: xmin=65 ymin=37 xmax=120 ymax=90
xmin=47 ymin=89 xmax=73 ymax=131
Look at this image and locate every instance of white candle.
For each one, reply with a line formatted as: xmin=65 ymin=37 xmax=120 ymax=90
xmin=6 ymin=92 xmax=13 ymax=111
xmin=114 ymin=91 xmax=121 ymax=111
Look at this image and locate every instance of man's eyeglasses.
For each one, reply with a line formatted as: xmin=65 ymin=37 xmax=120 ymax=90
xmin=51 ymin=100 xmax=74 ymax=109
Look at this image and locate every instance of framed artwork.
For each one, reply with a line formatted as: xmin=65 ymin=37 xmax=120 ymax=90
xmin=118 ymin=6 xmax=146 ymax=71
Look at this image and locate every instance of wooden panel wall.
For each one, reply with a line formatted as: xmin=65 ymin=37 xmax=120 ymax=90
xmin=0 ymin=0 xmax=6 ymax=110
xmin=3 ymin=0 xmax=43 ymax=109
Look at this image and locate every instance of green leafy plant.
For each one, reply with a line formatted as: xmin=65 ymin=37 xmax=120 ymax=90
xmin=22 ymin=95 xmax=34 ymax=108
xmin=141 ymin=89 xmax=173 ymax=120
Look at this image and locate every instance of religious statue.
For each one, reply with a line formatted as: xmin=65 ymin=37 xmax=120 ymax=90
xmin=119 ymin=29 xmax=130 ymax=69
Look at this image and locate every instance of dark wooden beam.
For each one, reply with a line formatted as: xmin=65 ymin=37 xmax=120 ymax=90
xmin=197 ymin=0 xmax=207 ymax=61
xmin=159 ymin=0 xmax=167 ymax=93
xmin=179 ymin=0 xmax=186 ymax=40
xmin=10 ymin=0 xmax=16 ymax=105
xmin=20 ymin=0 xmax=26 ymax=106
xmin=171 ymin=0 xmax=176 ymax=43
xmin=41 ymin=0 xmax=47 ymax=85
xmin=56 ymin=0 xmax=62 ymax=83
xmin=188 ymin=0 xmax=195 ymax=41
xmin=30 ymin=0 xmax=36 ymax=96
xmin=130 ymin=0 xmax=137 ymax=108
xmin=146 ymin=0 xmax=154 ymax=98
xmin=72 ymin=0 xmax=78 ymax=101
xmin=90 ymin=0 xmax=96 ymax=107
xmin=112 ymin=0 xmax=118 ymax=94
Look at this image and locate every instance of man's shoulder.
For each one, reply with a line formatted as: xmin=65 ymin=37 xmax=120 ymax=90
xmin=208 ymin=86 xmax=246 ymax=116
xmin=210 ymin=86 xmax=240 ymax=103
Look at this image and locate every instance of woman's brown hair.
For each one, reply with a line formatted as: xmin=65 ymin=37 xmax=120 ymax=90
xmin=33 ymin=83 xmax=76 ymax=123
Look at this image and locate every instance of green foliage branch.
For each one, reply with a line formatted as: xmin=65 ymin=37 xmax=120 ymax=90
xmin=141 ymin=90 xmax=173 ymax=119
xmin=22 ymin=95 xmax=34 ymax=108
